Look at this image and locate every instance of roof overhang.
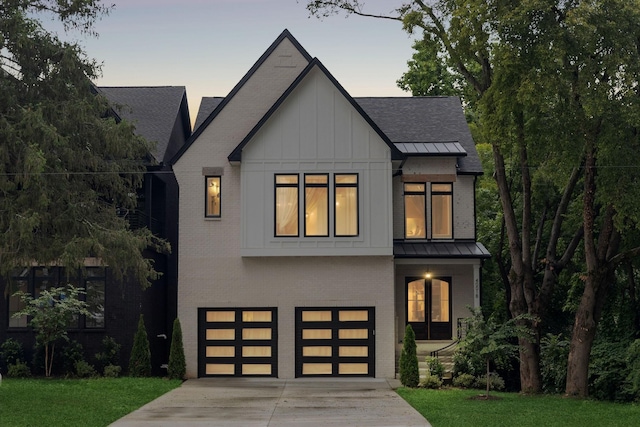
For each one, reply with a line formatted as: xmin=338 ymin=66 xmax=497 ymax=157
xmin=393 ymin=241 xmax=491 ymax=259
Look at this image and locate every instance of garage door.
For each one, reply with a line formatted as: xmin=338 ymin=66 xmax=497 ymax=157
xmin=295 ymin=307 xmax=375 ymax=377
xmin=198 ymin=308 xmax=277 ymax=377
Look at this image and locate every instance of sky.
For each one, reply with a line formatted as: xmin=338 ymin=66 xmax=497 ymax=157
xmin=61 ymin=0 xmax=418 ymax=124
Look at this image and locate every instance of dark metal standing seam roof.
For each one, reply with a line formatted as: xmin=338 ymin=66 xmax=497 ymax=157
xmin=394 ymin=241 xmax=491 ymax=259
xmin=98 ymin=86 xmax=188 ymax=163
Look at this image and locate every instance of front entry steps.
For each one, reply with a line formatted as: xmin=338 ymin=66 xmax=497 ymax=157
xmin=395 ymin=340 xmax=458 ymax=382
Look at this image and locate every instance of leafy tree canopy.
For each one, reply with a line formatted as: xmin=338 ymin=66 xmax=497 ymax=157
xmin=0 ymin=1 xmax=168 ymax=287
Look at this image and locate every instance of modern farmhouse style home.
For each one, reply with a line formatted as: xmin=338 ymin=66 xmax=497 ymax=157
xmin=171 ymin=30 xmax=489 ymax=379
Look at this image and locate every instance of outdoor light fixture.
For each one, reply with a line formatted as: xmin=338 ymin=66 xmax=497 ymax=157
xmin=425 ymin=271 xmax=432 ymax=279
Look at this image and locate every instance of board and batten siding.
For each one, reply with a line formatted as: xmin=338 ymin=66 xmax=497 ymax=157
xmin=240 ymin=67 xmax=394 ymax=256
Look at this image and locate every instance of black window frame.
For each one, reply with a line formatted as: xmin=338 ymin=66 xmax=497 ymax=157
xmin=430 ymin=182 xmax=454 ymax=240
xmin=274 ymin=173 xmax=300 ymax=237
xmin=403 ymin=182 xmax=427 ymax=240
xmin=205 ymin=176 xmax=222 ymax=218
xmin=334 ymin=173 xmax=359 ymax=237
xmin=304 ymin=173 xmax=330 ymax=237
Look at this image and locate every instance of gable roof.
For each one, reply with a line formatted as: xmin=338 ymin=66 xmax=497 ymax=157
xmin=170 ymin=29 xmax=313 ymax=165
xmin=355 ymin=97 xmax=483 ymax=174
xmin=227 ymin=58 xmax=404 ymax=162
xmin=194 ymin=97 xmax=224 ymax=131
xmin=98 ymin=86 xmax=190 ymax=164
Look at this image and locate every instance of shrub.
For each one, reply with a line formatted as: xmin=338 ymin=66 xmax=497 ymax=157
xmin=0 ymin=338 xmax=24 ymax=372
xmin=420 ymin=373 xmax=443 ymax=389
xmin=589 ymin=340 xmax=631 ymax=402
xmin=129 ymin=314 xmax=152 ymax=377
xmin=8 ymin=360 xmax=31 ymax=378
xmin=426 ymin=356 xmax=445 ymax=379
xmin=103 ymin=364 xmax=122 ymax=378
xmin=62 ymin=340 xmax=85 ymax=376
xmin=167 ymin=318 xmax=186 ymax=380
xmin=399 ymin=325 xmax=419 ymax=387
xmin=474 ymin=372 xmax=505 ymax=391
xmin=540 ymin=333 xmax=569 ymax=394
xmin=74 ymin=360 xmax=97 ymax=378
xmin=95 ymin=336 xmax=121 ymax=373
xmin=626 ymin=339 xmax=640 ymax=401
xmin=452 ymin=373 xmax=475 ymax=388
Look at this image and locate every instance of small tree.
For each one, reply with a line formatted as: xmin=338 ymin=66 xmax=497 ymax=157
xmin=129 ymin=314 xmax=152 ymax=377
xmin=399 ymin=324 xmax=419 ymax=387
xmin=13 ymin=286 xmax=89 ymax=377
xmin=458 ymin=307 xmax=534 ymax=398
xmin=167 ymin=318 xmax=186 ymax=380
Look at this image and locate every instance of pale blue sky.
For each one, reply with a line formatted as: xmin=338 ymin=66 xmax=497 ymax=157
xmin=71 ymin=0 xmax=417 ymax=121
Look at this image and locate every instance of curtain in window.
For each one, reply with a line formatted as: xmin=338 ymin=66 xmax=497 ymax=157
xmin=405 ymin=195 xmax=426 ymax=238
xmin=276 ymin=187 xmax=298 ymax=236
xmin=305 ymin=186 xmax=328 ymax=235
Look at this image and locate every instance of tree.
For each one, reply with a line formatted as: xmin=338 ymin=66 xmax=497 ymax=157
xmin=307 ymin=0 xmax=640 ymax=397
xmin=13 ymin=285 xmax=89 ymax=376
xmin=458 ymin=308 xmax=534 ymax=398
xmin=167 ymin=318 xmax=186 ymax=380
xmin=128 ymin=314 xmax=151 ymax=377
xmin=0 ymin=0 xmax=168 ymax=288
xmin=399 ymin=324 xmax=419 ymax=387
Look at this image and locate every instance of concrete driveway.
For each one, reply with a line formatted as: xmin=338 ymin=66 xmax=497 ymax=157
xmin=109 ymin=377 xmax=431 ymax=426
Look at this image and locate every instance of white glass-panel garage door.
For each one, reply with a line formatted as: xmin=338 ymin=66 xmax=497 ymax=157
xmin=295 ymin=307 xmax=375 ymax=377
xmin=198 ymin=308 xmax=277 ymax=377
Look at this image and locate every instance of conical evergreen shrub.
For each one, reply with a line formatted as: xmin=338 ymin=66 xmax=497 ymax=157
xmin=129 ymin=314 xmax=152 ymax=377
xmin=399 ymin=324 xmax=419 ymax=387
xmin=167 ymin=318 xmax=186 ymax=380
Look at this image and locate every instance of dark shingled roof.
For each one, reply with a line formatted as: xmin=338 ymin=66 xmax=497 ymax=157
xmin=194 ymin=97 xmax=224 ymax=131
xmin=355 ymin=97 xmax=482 ymax=174
xmin=394 ymin=241 xmax=491 ymax=259
xmin=99 ymin=86 xmax=188 ymax=163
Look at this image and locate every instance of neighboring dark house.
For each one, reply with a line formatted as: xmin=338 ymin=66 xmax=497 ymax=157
xmin=0 ymin=86 xmax=190 ymax=376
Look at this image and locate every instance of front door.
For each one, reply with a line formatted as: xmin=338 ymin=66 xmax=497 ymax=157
xmin=406 ymin=277 xmax=452 ymax=340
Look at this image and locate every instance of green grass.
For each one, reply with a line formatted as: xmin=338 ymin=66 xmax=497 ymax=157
xmin=397 ymin=387 xmax=640 ymax=427
xmin=0 ymin=377 xmax=182 ymax=426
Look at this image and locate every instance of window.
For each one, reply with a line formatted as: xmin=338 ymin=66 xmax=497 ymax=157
xmin=304 ymin=174 xmax=329 ymax=237
xmin=335 ymin=174 xmax=358 ymax=236
xmin=431 ymin=183 xmax=453 ymax=239
xmin=205 ymin=176 xmax=221 ymax=217
xmin=275 ymin=174 xmax=299 ymax=236
xmin=404 ymin=183 xmax=426 ymax=239
xmin=7 ymin=267 xmax=106 ymax=329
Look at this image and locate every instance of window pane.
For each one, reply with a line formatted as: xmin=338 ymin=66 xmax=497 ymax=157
xmin=242 ymin=364 xmax=271 ymax=375
xmin=339 ymin=346 xmax=368 ymax=357
xmin=275 ymin=175 xmax=299 ymax=236
xmin=243 ymin=346 xmax=272 ymax=357
xmin=408 ymin=279 xmax=425 ymax=322
xmin=432 ymin=193 xmax=452 ymax=239
xmin=242 ymin=328 xmax=272 ymax=340
xmin=335 ymin=174 xmax=358 ymax=237
xmin=432 ymin=183 xmax=451 ymax=192
xmin=85 ymin=279 xmax=105 ymax=328
xmin=431 ymin=279 xmax=450 ymax=322
xmin=207 ymin=311 xmax=236 ymax=322
xmin=206 ymin=176 xmax=221 ymax=217
xmin=302 ymin=346 xmax=332 ymax=357
xmin=302 ymin=363 xmax=332 ymax=375
xmin=338 ymin=363 xmax=368 ymax=374
xmin=8 ymin=279 xmax=28 ymax=328
xmin=242 ymin=311 xmax=272 ymax=322
xmin=338 ymin=329 xmax=368 ymax=339
xmin=302 ymin=311 xmax=331 ymax=322
xmin=206 ymin=364 xmax=234 ymax=375
xmin=302 ymin=329 xmax=332 ymax=339
xmin=206 ymin=346 xmax=235 ymax=357
xmin=305 ymin=174 xmax=329 ymax=237
xmin=338 ymin=310 xmax=368 ymax=322
xmin=405 ymin=183 xmax=426 ymax=239
xmin=206 ymin=329 xmax=235 ymax=340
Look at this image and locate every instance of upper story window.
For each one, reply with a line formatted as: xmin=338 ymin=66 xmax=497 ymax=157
xmin=205 ymin=176 xmax=221 ymax=218
xmin=404 ymin=183 xmax=426 ymax=239
xmin=275 ymin=174 xmax=299 ymax=237
xmin=304 ymin=174 xmax=329 ymax=237
xmin=335 ymin=174 xmax=359 ymax=237
xmin=431 ymin=183 xmax=453 ymax=239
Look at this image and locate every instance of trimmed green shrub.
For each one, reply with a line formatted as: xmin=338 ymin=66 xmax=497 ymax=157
xmin=8 ymin=360 xmax=31 ymax=378
xmin=399 ymin=324 xmax=419 ymax=387
xmin=452 ymin=373 xmax=475 ymax=388
xmin=95 ymin=336 xmax=121 ymax=373
xmin=426 ymin=356 xmax=445 ymax=379
xmin=419 ymin=373 xmax=443 ymax=389
xmin=474 ymin=372 xmax=505 ymax=391
xmin=129 ymin=314 xmax=152 ymax=377
xmin=0 ymin=338 xmax=24 ymax=372
xmin=167 ymin=318 xmax=186 ymax=380
xmin=103 ymin=364 xmax=122 ymax=378
xmin=75 ymin=360 xmax=97 ymax=378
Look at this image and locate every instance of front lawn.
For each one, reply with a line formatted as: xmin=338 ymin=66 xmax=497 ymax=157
xmin=0 ymin=377 xmax=181 ymax=426
xmin=397 ymin=387 xmax=640 ymax=427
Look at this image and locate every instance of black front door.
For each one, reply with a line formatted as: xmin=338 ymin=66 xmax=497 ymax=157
xmin=406 ymin=277 xmax=452 ymax=340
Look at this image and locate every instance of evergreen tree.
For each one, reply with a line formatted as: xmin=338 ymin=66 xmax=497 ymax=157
xmin=167 ymin=318 xmax=186 ymax=380
xmin=128 ymin=314 xmax=151 ymax=377
xmin=399 ymin=324 xmax=419 ymax=387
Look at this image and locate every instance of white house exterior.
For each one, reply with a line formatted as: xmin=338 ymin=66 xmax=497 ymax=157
xmin=171 ymin=30 xmax=489 ymax=379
